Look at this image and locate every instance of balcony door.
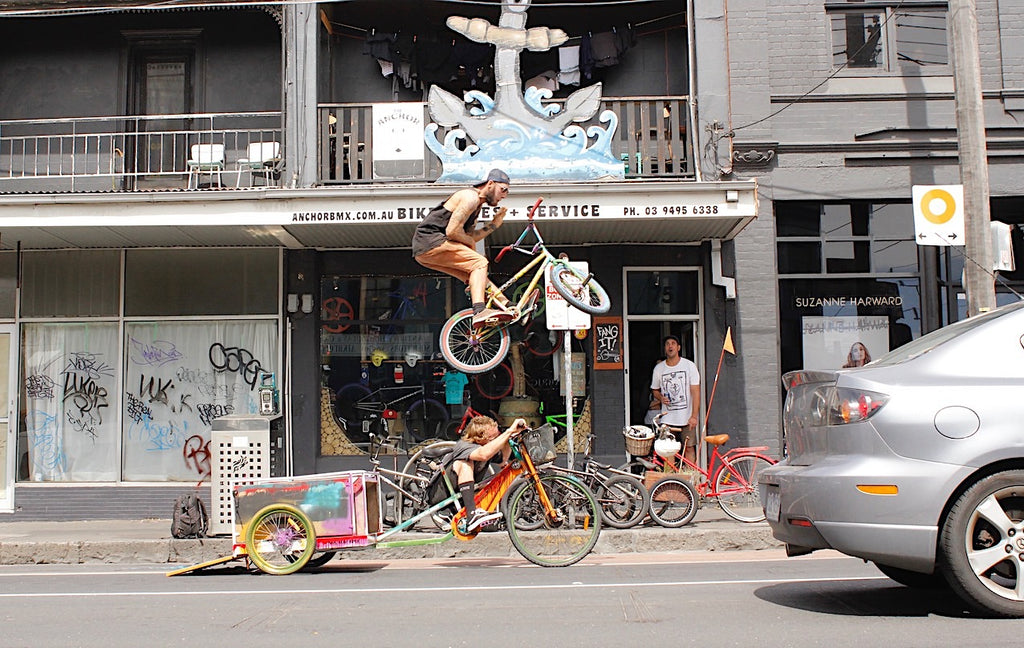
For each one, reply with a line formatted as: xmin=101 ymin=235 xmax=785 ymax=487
xmin=124 ymin=31 xmax=199 ymax=188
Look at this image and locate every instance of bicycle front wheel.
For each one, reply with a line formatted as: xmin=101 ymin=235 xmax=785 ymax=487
xmin=648 ymin=477 xmax=699 ymax=528
xmin=245 ymin=504 xmax=316 ymax=575
xmin=595 ymin=474 xmax=650 ymax=529
xmin=440 ymin=308 xmax=510 ymax=374
xmin=550 ymin=261 xmax=611 ymax=315
xmin=506 ymin=474 xmax=601 ymax=567
xmin=404 ymin=398 xmax=449 ymax=442
xmin=715 ymin=454 xmax=775 ymax=523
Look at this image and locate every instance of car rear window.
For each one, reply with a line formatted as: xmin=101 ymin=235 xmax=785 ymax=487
xmin=870 ymin=301 xmax=1024 ymax=367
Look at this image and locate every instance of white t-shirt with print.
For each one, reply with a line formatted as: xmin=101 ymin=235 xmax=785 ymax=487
xmin=650 ymin=358 xmax=700 ymax=427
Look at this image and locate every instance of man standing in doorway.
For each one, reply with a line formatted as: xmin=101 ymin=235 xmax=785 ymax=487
xmin=650 ymin=334 xmax=700 ymax=463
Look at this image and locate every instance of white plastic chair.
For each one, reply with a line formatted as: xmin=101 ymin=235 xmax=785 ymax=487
xmin=235 ymin=142 xmax=281 ymax=187
xmin=186 ymin=143 xmax=225 ymax=189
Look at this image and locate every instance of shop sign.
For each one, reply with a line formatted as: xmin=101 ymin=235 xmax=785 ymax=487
xmin=912 ymin=184 xmax=965 ymax=246
xmin=593 ymin=316 xmax=623 ymax=370
xmin=544 ymin=263 xmax=591 ymax=331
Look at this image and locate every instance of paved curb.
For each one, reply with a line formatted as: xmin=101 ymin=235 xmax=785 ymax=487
xmin=0 ymin=525 xmax=781 ymax=565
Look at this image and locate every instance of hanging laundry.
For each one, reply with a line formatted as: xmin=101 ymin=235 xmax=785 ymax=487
xmin=580 ymin=32 xmax=595 ymax=80
xmin=416 ymin=31 xmax=457 ymax=85
xmin=590 ymin=31 xmax=620 ymax=68
xmin=377 ymin=58 xmax=394 ymax=78
xmin=525 ymin=70 xmax=559 ymax=93
xmin=363 ymin=31 xmax=397 ymax=61
xmin=557 ymin=45 xmax=580 ymax=86
xmin=615 ymin=24 xmax=637 ymax=53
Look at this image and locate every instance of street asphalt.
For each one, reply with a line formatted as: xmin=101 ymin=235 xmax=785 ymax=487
xmin=0 ymin=507 xmax=780 ymax=566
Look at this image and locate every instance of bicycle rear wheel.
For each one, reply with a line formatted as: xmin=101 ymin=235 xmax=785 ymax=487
xmin=648 ymin=477 xmax=699 ymax=528
xmin=595 ymin=474 xmax=650 ymax=529
xmin=715 ymin=454 xmax=774 ymax=523
xmin=549 ymin=261 xmax=611 ymax=315
xmin=506 ymin=474 xmax=601 ymax=567
xmin=245 ymin=504 xmax=316 ymax=575
xmin=439 ymin=308 xmax=510 ymax=374
xmin=404 ymin=398 xmax=449 ymax=442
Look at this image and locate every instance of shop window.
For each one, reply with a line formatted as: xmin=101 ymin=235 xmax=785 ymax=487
xmin=828 ymin=3 xmax=948 ymax=73
xmin=125 ymin=248 xmax=279 ymax=316
xmin=20 ymin=322 xmax=119 ymax=481
xmin=121 ymin=320 xmax=277 ymax=481
xmin=21 ymin=250 xmax=120 ymax=318
xmin=778 ymin=242 xmax=823 ymax=274
xmin=626 ymin=271 xmax=699 ymax=316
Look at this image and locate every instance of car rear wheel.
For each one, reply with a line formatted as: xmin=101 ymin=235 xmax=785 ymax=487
xmin=873 ymin=562 xmax=948 ymax=590
xmin=940 ymin=469 xmax=1024 ymax=617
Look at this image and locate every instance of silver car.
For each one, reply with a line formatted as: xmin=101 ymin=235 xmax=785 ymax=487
xmin=760 ymin=300 xmax=1024 ymax=617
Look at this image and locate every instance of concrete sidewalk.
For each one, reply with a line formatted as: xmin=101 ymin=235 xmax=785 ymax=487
xmin=0 ymin=507 xmax=780 ymax=566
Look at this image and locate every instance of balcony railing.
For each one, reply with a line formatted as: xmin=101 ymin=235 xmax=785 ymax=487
xmin=0 ymin=112 xmax=282 ymax=193
xmin=0 ymin=97 xmax=693 ymax=195
xmin=318 ymin=96 xmax=693 ymax=184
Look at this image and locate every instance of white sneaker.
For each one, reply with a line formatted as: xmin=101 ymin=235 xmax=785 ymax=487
xmin=461 ymin=508 xmax=503 ymax=533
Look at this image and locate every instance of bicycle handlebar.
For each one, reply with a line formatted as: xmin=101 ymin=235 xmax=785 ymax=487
xmin=495 ymin=245 xmax=512 ymax=263
xmin=527 ymin=197 xmax=543 ymax=220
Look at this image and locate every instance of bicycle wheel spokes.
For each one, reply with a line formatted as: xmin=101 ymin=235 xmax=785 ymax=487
xmin=648 ymin=477 xmax=698 ymax=528
xmin=596 ymin=474 xmax=650 ymax=529
xmin=715 ymin=455 xmax=773 ymax=523
xmin=506 ymin=474 xmax=601 ymax=567
xmin=246 ymin=505 xmax=315 ymax=575
xmin=549 ymin=262 xmax=611 ymax=315
xmin=440 ymin=309 xmax=510 ymax=374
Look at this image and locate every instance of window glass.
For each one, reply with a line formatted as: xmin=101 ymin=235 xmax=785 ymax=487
xmin=832 ymin=11 xmax=886 ymax=68
xmin=122 ymin=320 xmax=278 ymax=481
xmin=125 ymin=248 xmax=278 ymax=316
xmin=776 ymin=203 xmax=820 ymax=237
xmin=0 ymin=251 xmax=16 ymax=318
xmin=824 ymin=241 xmax=871 ymax=273
xmin=778 ymin=242 xmax=822 ymax=274
xmin=870 ymin=203 xmax=916 ymax=238
xmin=821 ymin=204 xmax=854 ymax=237
xmin=872 ymin=240 xmax=918 ymax=273
xmin=21 ymin=250 xmax=120 ymax=318
xmin=626 ymin=271 xmax=699 ymax=315
xmin=895 ymin=9 xmax=948 ymax=66
xmin=20 ymin=323 xmax=119 ymax=481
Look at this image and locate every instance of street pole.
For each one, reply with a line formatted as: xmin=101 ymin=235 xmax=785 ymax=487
xmin=949 ymin=0 xmax=995 ymax=314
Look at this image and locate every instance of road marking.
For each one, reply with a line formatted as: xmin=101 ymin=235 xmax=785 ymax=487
xmin=0 ymin=575 xmax=888 ymax=599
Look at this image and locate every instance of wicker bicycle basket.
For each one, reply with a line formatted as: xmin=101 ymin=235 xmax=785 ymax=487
xmin=521 ymin=424 xmax=557 ymax=463
xmin=622 ymin=425 xmax=655 ymax=456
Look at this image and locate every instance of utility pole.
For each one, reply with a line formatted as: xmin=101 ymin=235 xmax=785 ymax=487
xmin=949 ymin=0 xmax=995 ymax=314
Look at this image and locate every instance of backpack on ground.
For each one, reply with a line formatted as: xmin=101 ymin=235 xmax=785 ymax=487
xmin=171 ymin=492 xmax=209 ymax=539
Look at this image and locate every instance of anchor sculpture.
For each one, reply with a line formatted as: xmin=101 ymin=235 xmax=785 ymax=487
xmin=425 ymin=0 xmax=623 ymax=183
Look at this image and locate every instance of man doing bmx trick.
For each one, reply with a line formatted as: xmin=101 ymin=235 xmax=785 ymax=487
xmin=412 ymin=168 xmax=513 ymax=330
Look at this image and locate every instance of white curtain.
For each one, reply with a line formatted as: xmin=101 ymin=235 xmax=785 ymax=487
xmin=23 ymin=323 xmax=119 ymax=481
xmin=123 ymin=320 xmax=277 ymax=481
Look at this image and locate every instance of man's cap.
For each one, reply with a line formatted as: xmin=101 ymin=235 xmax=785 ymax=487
xmin=663 ymin=334 xmax=681 ymax=346
xmin=474 ymin=168 xmax=511 ymax=187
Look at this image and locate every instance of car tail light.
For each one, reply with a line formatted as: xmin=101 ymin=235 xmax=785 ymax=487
xmin=828 ymin=387 xmax=889 ymax=425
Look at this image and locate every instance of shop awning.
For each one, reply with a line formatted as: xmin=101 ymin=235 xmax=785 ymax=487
xmin=0 ymin=181 xmax=757 ymax=250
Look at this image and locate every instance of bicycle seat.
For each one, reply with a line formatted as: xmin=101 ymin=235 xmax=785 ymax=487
xmin=419 ymin=445 xmax=453 ymax=460
xmin=706 ymin=434 xmax=730 ymax=446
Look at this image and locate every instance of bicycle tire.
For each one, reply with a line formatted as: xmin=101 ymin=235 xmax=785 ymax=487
xmin=549 ymin=260 xmax=611 ymax=315
xmin=715 ymin=454 xmax=774 ymax=523
xmin=506 ymin=474 xmax=602 ymax=567
xmin=595 ymin=474 xmax=651 ymax=529
xmin=397 ymin=440 xmax=456 ymax=528
xmin=302 ymin=551 xmax=337 ymax=570
xmin=439 ymin=308 xmax=511 ymax=374
xmin=523 ymin=323 xmax=563 ymax=357
xmin=648 ymin=477 xmax=699 ymax=528
xmin=473 ymin=362 xmax=514 ymax=400
xmin=245 ymin=504 xmax=316 ymax=575
xmin=333 ymin=383 xmax=374 ymax=444
xmin=404 ymin=398 xmax=449 ymax=442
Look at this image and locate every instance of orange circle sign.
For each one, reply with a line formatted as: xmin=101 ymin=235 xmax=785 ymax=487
xmin=919 ymin=189 xmax=957 ymax=224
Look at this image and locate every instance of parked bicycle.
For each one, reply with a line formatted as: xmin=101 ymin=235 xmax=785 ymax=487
xmin=440 ymin=197 xmax=611 ymax=374
xmin=333 ymin=383 xmax=448 ymax=449
xmin=543 ymin=432 xmax=652 ymax=529
xmin=620 ymin=413 xmax=776 ymax=525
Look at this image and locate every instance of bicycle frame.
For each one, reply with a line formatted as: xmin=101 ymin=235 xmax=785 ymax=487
xmin=641 ymin=436 xmax=769 ymax=498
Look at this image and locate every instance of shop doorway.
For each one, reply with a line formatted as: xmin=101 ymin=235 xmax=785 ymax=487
xmin=622 ymin=268 xmax=702 ymax=428
xmin=0 ymin=325 xmax=16 ymax=512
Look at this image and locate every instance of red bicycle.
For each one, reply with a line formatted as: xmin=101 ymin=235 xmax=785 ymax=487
xmin=620 ymin=413 xmax=777 ymax=524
